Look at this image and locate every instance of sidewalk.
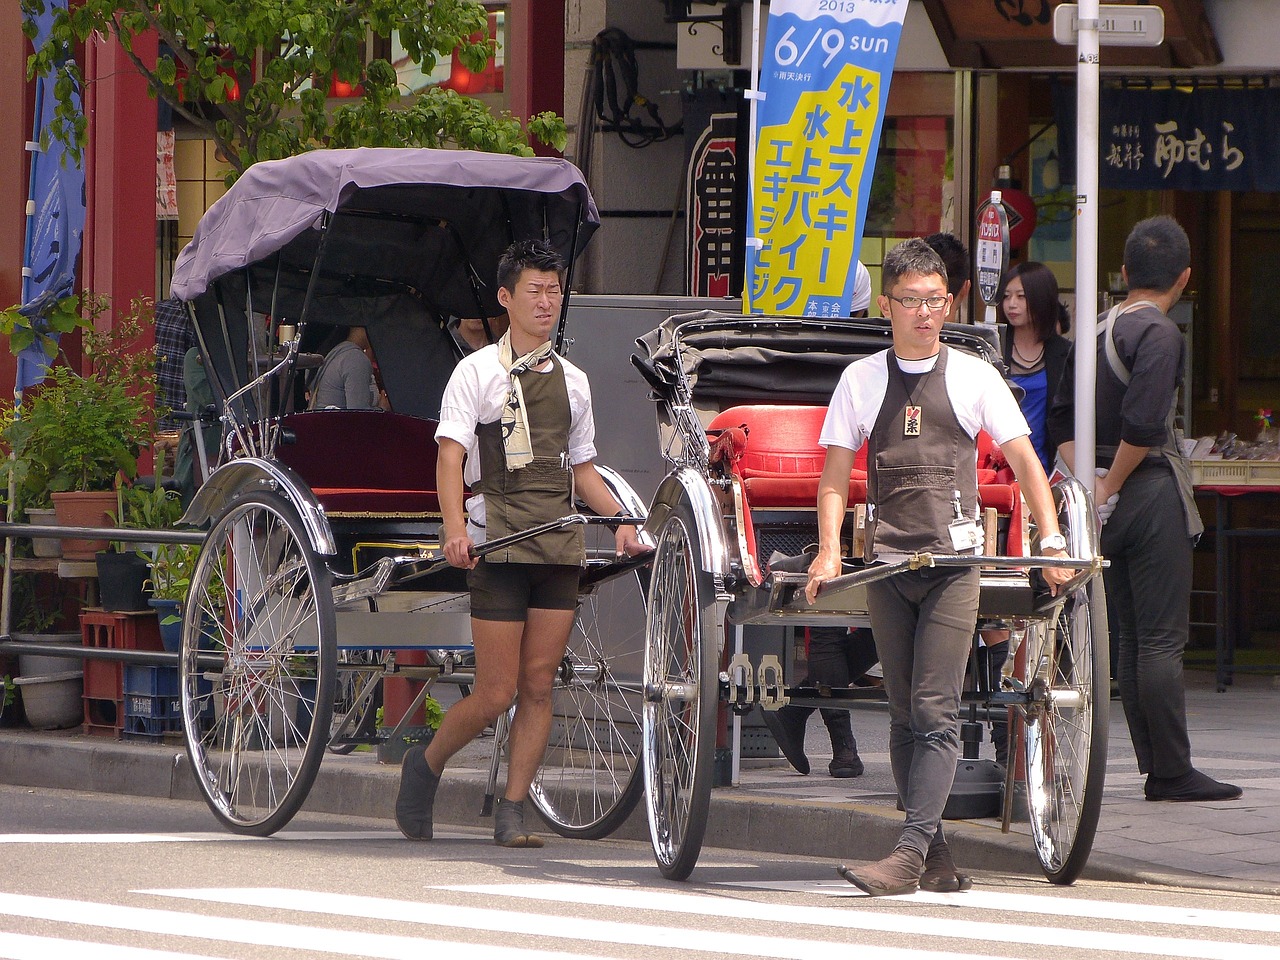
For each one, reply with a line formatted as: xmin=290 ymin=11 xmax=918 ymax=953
xmin=1 ymin=669 xmax=1277 ymax=894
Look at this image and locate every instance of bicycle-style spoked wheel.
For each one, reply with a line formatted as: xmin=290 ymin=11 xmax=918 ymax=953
xmin=642 ymin=503 xmax=720 ymax=880
xmin=1022 ymin=579 xmax=1108 ymax=884
xmin=180 ymin=491 xmax=337 ymax=835
xmin=327 ymin=648 xmax=385 ymax=755
xmin=529 ymin=537 xmax=649 ymax=838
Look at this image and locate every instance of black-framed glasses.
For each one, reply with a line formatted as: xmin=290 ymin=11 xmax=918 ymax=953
xmin=887 ymin=295 xmax=949 ymax=310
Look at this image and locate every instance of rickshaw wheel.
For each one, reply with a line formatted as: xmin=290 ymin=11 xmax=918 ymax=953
xmin=529 ymin=551 xmax=648 ymax=839
xmin=642 ymin=502 xmax=719 ymax=881
xmin=180 ymin=491 xmax=337 ymax=835
xmin=327 ymin=649 xmax=385 ymax=755
xmin=1022 ymin=578 xmax=1109 ymax=884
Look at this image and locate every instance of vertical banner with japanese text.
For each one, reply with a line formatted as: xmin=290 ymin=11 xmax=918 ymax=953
xmin=746 ymin=0 xmax=908 ymax=316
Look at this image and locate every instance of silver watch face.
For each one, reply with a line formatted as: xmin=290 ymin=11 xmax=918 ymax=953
xmin=1041 ymin=534 xmax=1066 ymax=550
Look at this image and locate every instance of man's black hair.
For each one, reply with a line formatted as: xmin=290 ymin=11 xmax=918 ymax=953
xmin=1123 ymin=215 xmax=1190 ymax=292
xmin=924 ymin=233 xmax=969 ymax=297
xmin=497 ymin=239 xmax=566 ymax=293
xmin=882 ymin=238 xmax=948 ymax=294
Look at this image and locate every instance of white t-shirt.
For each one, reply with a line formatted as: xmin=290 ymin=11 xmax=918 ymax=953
xmin=435 ymin=344 xmax=598 ymax=531
xmin=851 ymin=261 xmax=872 ymax=314
xmin=820 ymin=347 xmax=1030 ymax=454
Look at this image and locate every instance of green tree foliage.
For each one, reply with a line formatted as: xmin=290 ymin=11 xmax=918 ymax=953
xmin=21 ymin=0 xmax=567 ymax=179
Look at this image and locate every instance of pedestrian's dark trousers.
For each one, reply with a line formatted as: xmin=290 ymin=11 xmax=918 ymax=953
xmin=1101 ymin=467 xmax=1193 ymax=779
xmin=805 ymin=626 xmax=880 ymax=723
xmin=866 ymin=566 xmax=979 ymax=857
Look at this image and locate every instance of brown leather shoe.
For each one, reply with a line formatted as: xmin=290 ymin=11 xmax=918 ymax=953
xmin=920 ymin=840 xmax=973 ymax=893
xmin=837 ymin=847 xmax=924 ymax=896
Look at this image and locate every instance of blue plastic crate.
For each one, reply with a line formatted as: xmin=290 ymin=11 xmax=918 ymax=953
xmin=123 ymin=714 xmax=183 ymax=738
xmin=124 ymin=664 xmax=181 ymax=699
xmin=125 ymin=693 xmax=182 ymax=720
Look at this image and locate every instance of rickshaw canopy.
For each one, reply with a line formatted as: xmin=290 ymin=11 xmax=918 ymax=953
xmin=169 ymin=148 xmax=599 ymax=423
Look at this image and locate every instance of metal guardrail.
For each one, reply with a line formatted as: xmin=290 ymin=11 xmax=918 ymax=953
xmin=0 ymin=522 xmax=204 ymax=544
xmin=0 ymin=638 xmax=223 ymax=671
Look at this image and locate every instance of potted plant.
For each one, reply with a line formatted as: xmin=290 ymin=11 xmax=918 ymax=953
xmin=375 ymin=697 xmax=445 ymax=764
xmin=97 ymin=474 xmax=186 ymax=613
xmin=145 ymin=543 xmax=200 ymax=652
xmin=0 ymin=295 xmax=157 ymax=561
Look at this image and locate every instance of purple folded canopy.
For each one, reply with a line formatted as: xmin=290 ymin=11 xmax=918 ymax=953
xmin=170 ymin=147 xmax=598 ymax=321
xmin=170 ymin=148 xmax=599 ymax=423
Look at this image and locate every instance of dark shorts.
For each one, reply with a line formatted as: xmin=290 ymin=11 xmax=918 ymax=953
xmin=467 ymin=559 xmax=580 ymax=621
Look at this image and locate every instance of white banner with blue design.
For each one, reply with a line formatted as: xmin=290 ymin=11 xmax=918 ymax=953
xmin=746 ymin=0 xmax=908 ymax=316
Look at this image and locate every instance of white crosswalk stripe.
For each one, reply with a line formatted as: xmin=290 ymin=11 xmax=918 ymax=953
xmin=0 ymin=931 xmax=230 ymax=960
xmin=2 ymin=880 xmax=1279 ymax=960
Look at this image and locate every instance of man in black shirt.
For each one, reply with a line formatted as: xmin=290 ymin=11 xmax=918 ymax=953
xmin=1048 ymin=215 xmax=1240 ymax=803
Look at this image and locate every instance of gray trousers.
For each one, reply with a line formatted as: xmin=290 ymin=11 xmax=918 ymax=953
xmin=866 ymin=566 xmax=980 ymax=857
xmin=1101 ymin=467 xmax=1194 ymax=779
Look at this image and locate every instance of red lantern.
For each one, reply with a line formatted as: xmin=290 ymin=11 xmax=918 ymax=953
xmin=1000 ymin=186 xmax=1038 ymax=249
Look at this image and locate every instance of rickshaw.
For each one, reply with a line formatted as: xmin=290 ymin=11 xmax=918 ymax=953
xmin=168 ymin=148 xmax=650 ymax=840
xmin=632 ymin=311 xmax=1109 ymax=885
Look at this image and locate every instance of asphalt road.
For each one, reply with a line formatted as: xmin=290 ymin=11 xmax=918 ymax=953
xmin=3 ymin=784 xmax=1280 ymax=960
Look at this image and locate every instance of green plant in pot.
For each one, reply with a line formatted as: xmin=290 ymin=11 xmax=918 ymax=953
xmin=146 ymin=544 xmax=225 ymax=653
xmin=145 ymin=543 xmax=199 ymax=653
xmin=0 ymin=295 xmax=157 ymax=561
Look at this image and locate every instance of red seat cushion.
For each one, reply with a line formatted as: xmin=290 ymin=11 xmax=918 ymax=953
xmin=307 ymin=488 xmax=442 ymax=516
xmin=709 ymin=405 xmax=1018 ymax=515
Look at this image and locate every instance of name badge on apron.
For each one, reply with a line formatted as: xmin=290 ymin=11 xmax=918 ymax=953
xmin=903 ymin=405 xmax=922 ymax=437
xmin=949 ymin=517 xmax=983 ymax=552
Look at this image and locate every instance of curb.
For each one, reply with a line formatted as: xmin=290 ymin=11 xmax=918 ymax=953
xmin=3 ymin=729 xmax=1277 ymax=896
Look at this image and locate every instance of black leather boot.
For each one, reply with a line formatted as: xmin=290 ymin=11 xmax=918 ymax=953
xmin=762 ymin=703 xmax=813 ymax=775
xmin=822 ymin=709 xmax=864 ymax=778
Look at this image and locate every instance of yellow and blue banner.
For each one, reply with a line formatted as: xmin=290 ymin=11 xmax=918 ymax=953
xmin=746 ymin=0 xmax=908 ymax=316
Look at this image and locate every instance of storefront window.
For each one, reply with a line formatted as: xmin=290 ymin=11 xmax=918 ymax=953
xmin=863 ymin=116 xmax=952 ymax=238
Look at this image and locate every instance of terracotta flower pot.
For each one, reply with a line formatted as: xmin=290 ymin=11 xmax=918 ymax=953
xmin=51 ymin=490 xmax=117 ymax=561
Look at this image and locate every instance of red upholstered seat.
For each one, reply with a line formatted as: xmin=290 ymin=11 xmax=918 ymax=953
xmin=275 ymin=410 xmax=443 ymax=516
xmin=708 ymin=405 xmax=864 ymax=507
xmin=707 ymin=404 xmax=1016 ymax=514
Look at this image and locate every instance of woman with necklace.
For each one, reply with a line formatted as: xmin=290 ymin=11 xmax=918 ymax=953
xmin=1000 ymin=261 xmax=1071 ymax=473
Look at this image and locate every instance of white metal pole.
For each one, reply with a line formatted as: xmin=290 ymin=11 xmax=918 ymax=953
xmin=731 ymin=624 xmax=744 ymax=785
xmin=1073 ymin=1 xmax=1100 ymax=484
xmin=743 ymin=0 xmax=766 ymax=302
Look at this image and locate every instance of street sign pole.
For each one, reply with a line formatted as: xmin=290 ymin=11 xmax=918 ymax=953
xmin=974 ymin=191 xmax=1010 ymax=329
xmin=1072 ymin=0 xmax=1100 ymax=485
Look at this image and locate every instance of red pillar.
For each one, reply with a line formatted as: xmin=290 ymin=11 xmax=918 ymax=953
xmin=82 ymin=31 xmax=157 ymax=340
xmin=505 ymin=0 xmax=565 ymax=157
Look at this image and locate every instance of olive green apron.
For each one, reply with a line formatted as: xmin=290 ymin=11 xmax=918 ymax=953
xmin=473 ymin=355 xmax=585 ymax=565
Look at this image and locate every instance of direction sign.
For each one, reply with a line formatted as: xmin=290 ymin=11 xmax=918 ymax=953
xmin=1053 ymin=4 xmax=1166 ymax=47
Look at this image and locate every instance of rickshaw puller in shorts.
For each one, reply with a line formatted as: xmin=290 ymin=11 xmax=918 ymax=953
xmin=805 ymin=238 xmax=1074 ymax=896
xmin=395 ymin=239 xmax=649 ymax=847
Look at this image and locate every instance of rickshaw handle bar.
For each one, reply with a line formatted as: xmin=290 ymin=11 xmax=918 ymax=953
xmin=812 ymin=552 xmax=1106 ymax=598
xmin=386 ymin=513 xmax=648 ymax=586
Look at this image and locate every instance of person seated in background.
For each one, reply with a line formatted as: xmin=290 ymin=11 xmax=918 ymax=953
xmin=451 ymin=313 xmax=511 ymax=354
xmin=308 ymin=326 xmax=389 ymax=410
